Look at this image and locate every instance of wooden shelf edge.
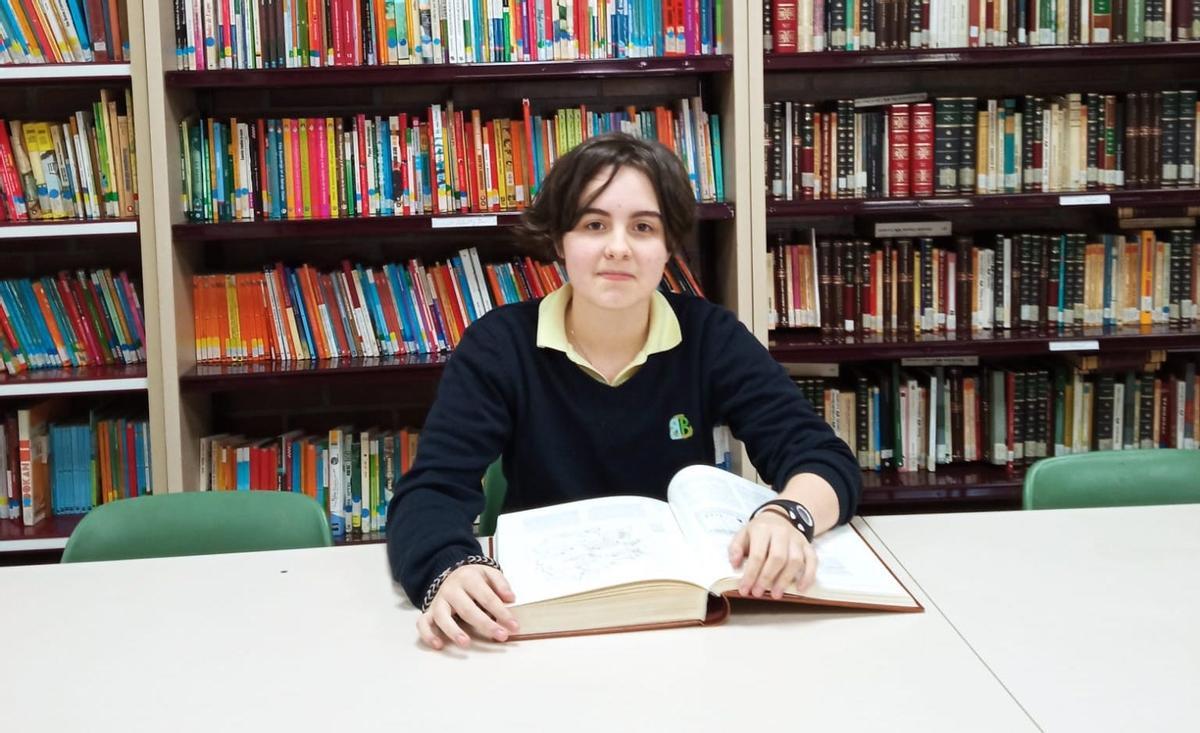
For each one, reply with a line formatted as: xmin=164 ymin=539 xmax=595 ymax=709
xmin=172 ymin=203 xmax=733 ymax=241
xmin=0 ymin=219 xmax=139 ymax=239
xmin=766 ymin=189 xmax=1200 ymax=217
xmin=165 ymin=55 xmax=733 ymax=87
xmin=770 ymin=327 xmax=1200 ymax=362
xmin=0 ymin=63 xmax=133 ymax=82
xmin=180 ymin=356 xmax=450 ymax=391
xmin=0 ymin=514 xmax=83 ymax=552
xmin=764 ymin=41 xmax=1200 ymax=71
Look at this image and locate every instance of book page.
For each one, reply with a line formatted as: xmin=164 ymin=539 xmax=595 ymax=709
xmin=666 ymin=465 xmax=777 ymax=587
xmin=495 ymin=496 xmax=709 ymax=606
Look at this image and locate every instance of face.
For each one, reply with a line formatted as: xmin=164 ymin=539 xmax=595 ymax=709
xmin=559 ymin=166 xmax=671 ymax=314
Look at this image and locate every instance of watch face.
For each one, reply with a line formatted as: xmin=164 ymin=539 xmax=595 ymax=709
xmin=794 ymin=503 xmax=814 ymax=527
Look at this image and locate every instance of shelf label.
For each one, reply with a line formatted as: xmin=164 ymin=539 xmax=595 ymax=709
xmin=875 ymin=221 xmax=952 ymax=237
xmin=1058 ymin=194 xmax=1111 ymax=207
xmin=431 ymin=215 xmax=498 ymax=229
xmin=901 ymin=356 xmax=979 ymax=366
xmin=1049 ymin=340 xmax=1100 ymax=352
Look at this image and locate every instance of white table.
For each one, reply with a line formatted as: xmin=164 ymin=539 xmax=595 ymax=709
xmin=864 ymin=505 xmax=1200 ymax=733
xmin=0 ymin=523 xmax=1036 ymax=733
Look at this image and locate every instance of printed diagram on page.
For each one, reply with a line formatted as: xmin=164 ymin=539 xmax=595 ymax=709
xmin=534 ymin=525 xmax=655 ymax=583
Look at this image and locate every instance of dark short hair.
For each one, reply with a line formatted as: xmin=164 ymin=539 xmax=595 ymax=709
xmin=513 ymin=132 xmax=695 ymax=260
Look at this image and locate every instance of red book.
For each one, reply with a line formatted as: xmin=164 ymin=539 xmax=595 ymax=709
xmin=910 ymin=103 xmax=935 ymax=197
xmin=773 ymin=1 xmax=799 ymax=53
xmin=288 ymin=119 xmax=303 ymax=219
xmin=888 ymin=104 xmax=912 ymax=197
xmin=318 ymin=273 xmax=350 ymax=358
xmin=0 ymin=118 xmax=30 ymax=219
xmin=18 ymin=0 xmax=59 ymax=63
xmin=453 ymin=110 xmax=470 ymax=212
xmin=484 ymin=123 xmax=500 ymax=212
xmin=373 ymin=268 xmax=406 ymax=354
xmin=355 ymin=114 xmax=370 ymax=216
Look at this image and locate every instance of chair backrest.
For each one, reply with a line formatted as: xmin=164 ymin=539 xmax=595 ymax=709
xmin=477 ymin=459 xmax=508 ymax=537
xmin=61 ymin=491 xmax=333 ymax=563
xmin=1023 ymin=450 xmax=1200 ymax=510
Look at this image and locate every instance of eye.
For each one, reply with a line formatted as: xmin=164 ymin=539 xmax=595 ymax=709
xmin=634 ymin=221 xmax=658 ymax=233
xmin=582 ymin=220 xmax=605 ymax=231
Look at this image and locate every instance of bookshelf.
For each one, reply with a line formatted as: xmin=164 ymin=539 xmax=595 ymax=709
xmin=750 ymin=3 xmax=1200 ymax=512
xmin=138 ymin=3 xmax=756 ymax=498
xmin=0 ymin=0 xmax=166 ymax=545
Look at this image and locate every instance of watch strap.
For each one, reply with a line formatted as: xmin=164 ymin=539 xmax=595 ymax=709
xmin=750 ymin=499 xmax=815 ymax=542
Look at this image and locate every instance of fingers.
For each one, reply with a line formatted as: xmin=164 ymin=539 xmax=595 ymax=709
xmin=727 ymin=525 xmax=749 ymax=569
xmin=484 ymin=567 xmax=517 ymax=605
xmin=478 ymin=570 xmax=521 ymax=633
xmin=737 ymin=527 xmax=769 ymax=596
xmin=431 ymin=600 xmax=470 ymax=648
xmin=770 ymin=538 xmax=807 ymax=600
xmin=754 ymin=532 xmax=788 ymax=598
xmin=416 ymin=612 xmax=447 ymax=651
xmin=796 ymin=540 xmax=819 ymax=593
xmin=447 ymin=587 xmax=511 ymax=642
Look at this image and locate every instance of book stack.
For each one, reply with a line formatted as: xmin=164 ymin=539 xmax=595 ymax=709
xmin=794 ymin=355 xmax=1197 ymax=473
xmin=1 ymin=268 xmax=146 ymax=375
xmin=179 ymin=96 xmax=723 ymax=223
xmin=191 ymin=249 xmax=701 ymax=362
xmin=173 ymin=0 xmax=728 ymax=70
xmin=768 ymin=229 xmax=1199 ymax=333
xmin=765 ymin=91 xmax=1199 ymax=201
xmin=0 ymin=0 xmax=127 ymax=63
xmin=199 ymin=426 xmax=419 ymax=536
xmin=765 ymin=0 xmax=1199 ymax=52
xmin=0 ymin=90 xmax=139 ymax=222
xmin=0 ymin=400 xmax=151 ymax=526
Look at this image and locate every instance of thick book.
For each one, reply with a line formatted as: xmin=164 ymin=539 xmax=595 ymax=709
xmin=489 ymin=465 xmax=921 ymax=641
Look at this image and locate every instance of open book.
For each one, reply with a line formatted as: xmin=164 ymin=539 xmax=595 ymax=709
xmin=492 ymin=465 xmax=921 ymax=640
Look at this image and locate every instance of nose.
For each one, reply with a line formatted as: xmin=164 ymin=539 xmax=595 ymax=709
xmin=603 ymin=229 xmax=632 ymax=259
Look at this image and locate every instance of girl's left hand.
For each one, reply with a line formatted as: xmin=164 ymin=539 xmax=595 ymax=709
xmin=727 ymin=509 xmax=818 ymax=600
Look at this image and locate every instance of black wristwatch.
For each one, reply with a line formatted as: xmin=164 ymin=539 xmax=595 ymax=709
xmin=751 ymin=499 xmax=815 ymax=543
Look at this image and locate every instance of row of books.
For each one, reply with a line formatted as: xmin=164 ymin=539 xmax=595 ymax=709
xmin=191 ymin=249 xmax=703 ymax=362
xmin=1 ymin=399 xmax=150 ymax=526
xmin=0 ymin=0 xmax=126 ymax=64
xmin=199 ymin=426 xmax=419 ymax=536
xmin=765 ymin=0 xmax=1199 ymax=51
xmin=0 ymin=91 xmax=139 ymax=222
xmin=0 ymin=268 xmax=146 ymax=375
xmin=174 ymin=0 xmax=727 ymax=70
xmin=797 ymin=357 xmax=1198 ymax=473
xmin=768 ymin=229 xmax=1199 ymax=333
xmin=765 ymin=91 xmax=1199 ymax=201
xmin=180 ymin=97 xmax=723 ymax=223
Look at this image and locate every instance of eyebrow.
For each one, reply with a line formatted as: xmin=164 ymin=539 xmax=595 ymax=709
xmin=578 ymin=207 xmax=663 ymax=219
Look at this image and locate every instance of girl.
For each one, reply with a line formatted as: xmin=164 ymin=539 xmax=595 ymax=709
xmin=386 ymin=133 xmax=860 ymax=650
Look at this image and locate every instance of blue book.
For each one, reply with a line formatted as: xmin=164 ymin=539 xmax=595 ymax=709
xmin=291 ymin=440 xmax=303 ymax=493
xmin=383 ymin=263 xmax=416 ymax=353
xmin=397 ymin=265 xmax=432 ymax=353
xmin=1102 ymin=235 xmax=1115 ymax=327
xmin=16 ymin=280 xmax=59 ymax=367
xmin=1057 ymin=236 xmax=1067 ymax=328
xmin=134 ymin=422 xmax=147 ymax=496
xmin=356 ymin=265 xmax=391 ymax=354
xmin=285 ymin=268 xmax=319 ymax=360
xmin=39 ymin=277 xmax=80 ymax=367
xmin=499 ymin=263 xmax=521 ymax=305
xmin=1 ymin=281 xmax=43 ymax=367
xmin=710 ymin=115 xmax=725 ymax=202
xmin=0 ymin=3 xmax=31 ymax=60
xmin=64 ymin=0 xmax=92 ymax=58
xmin=380 ymin=118 xmax=394 ymax=216
xmin=450 ymin=256 xmax=478 ymax=323
xmin=700 ymin=0 xmax=711 ymax=53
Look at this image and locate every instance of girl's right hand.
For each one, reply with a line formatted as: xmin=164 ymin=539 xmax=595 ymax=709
xmin=416 ymin=564 xmax=520 ymax=650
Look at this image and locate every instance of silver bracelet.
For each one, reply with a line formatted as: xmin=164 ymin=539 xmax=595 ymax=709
xmin=420 ymin=555 xmax=502 ymax=612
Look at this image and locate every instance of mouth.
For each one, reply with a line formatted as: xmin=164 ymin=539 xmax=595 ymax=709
xmin=597 ymin=272 xmax=636 ymax=280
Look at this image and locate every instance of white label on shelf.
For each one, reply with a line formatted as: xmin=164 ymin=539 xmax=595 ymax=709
xmin=875 ymin=220 xmax=952 ymax=237
xmin=431 ymin=215 xmax=498 ymax=229
xmin=1048 ymin=340 xmax=1100 ymax=352
xmin=1058 ymin=194 xmax=1111 ymax=206
xmin=853 ymin=92 xmax=929 ymax=108
xmin=901 ymin=356 xmax=980 ymax=367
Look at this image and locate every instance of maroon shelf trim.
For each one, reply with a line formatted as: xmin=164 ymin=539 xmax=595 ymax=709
xmin=165 ymin=55 xmax=733 ymax=88
xmin=173 ymin=203 xmax=733 ymax=241
xmin=764 ymin=41 xmax=1200 ymax=71
xmin=767 ymin=189 xmax=1200 ymax=217
xmin=0 ymin=364 xmax=148 ymax=388
xmin=180 ymin=355 xmax=451 ymax=391
xmin=858 ymin=464 xmax=1024 ymax=512
xmin=770 ymin=326 xmax=1200 ymax=362
xmin=0 ymin=514 xmax=84 ymax=548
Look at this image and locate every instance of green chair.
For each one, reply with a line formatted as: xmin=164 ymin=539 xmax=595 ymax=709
xmin=477 ymin=459 xmax=508 ymax=536
xmin=61 ymin=491 xmax=333 ymax=563
xmin=1023 ymin=449 xmax=1200 ymax=510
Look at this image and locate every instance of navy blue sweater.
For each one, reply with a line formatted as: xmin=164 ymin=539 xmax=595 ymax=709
xmin=385 ymin=294 xmax=861 ymax=604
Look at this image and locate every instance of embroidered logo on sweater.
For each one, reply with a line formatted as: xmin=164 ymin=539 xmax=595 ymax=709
xmin=668 ymin=414 xmax=694 ymax=440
